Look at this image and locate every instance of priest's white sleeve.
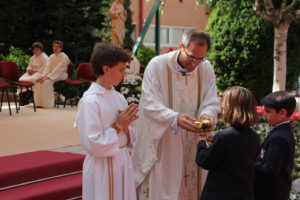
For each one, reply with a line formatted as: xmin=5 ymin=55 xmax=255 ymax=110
xmin=141 ymin=58 xmax=178 ymax=126
xmin=132 ymin=56 xmax=179 ymax=187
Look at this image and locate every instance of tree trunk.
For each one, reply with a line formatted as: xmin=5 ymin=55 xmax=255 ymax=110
xmin=272 ymin=25 xmax=289 ymax=91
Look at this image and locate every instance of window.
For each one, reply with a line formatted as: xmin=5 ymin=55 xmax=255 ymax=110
xmin=160 ymin=27 xmax=169 ymax=44
xmin=143 ymin=25 xmax=193 ymax=47
xmin=173 ymin=28 xmax=184 ymax=44
xmin=144 ymin=27 xmax=155 ymax=43
xmin=131 ymin=24 xmax=137 ymax=41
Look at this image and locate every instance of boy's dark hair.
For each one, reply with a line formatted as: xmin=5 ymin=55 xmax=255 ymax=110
xmin=261 ymin=91 xmax=296 ymax=117
xmin=52 ymin=40 xmax=63 ymax=49
xmin=90 ymin=42 xmax=131 ymax=76
xmin=32 ymin=42 xmax=44 ymax=51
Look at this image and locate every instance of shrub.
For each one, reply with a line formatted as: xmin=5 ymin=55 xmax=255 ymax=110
xmin=206 ymin=1 xmax=300 ymax=101
xmin=135 ymin=45 xmax=156 ymax=68
xmin=0 ymin=46 xmax=30 ymax=74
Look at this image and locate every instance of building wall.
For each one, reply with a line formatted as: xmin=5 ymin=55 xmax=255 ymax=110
xmin=130 ymin=0 xmax=210 ymax=53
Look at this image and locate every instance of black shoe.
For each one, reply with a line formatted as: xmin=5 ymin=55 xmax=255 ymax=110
xmin=19 ymin=100 xmax=29 ymax=106
xmin=19 ymin=91 xmax=33 ymax=106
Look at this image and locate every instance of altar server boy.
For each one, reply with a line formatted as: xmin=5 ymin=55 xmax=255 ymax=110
xmin=75 ymin=43 xmax=139 ymax=200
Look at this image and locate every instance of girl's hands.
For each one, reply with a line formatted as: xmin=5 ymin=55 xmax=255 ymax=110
xmin=195 ymin=134 xmax=213 ymax=147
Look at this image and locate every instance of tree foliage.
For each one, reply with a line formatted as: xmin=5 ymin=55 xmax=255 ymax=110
xmin=286 ymin=20 xmax=300 ymax=90
xmin=0 ymin=47 xmax=30 ymax=74
xmin=200 ymin=0 xmax=300 ymax=10
xmin=124 ymin=0 xmax=135 ymax=47
xmin=206 ymin=1 xmax=271 ymax=101
xmin=0 ymin=0 xmax=134 ymax=68
xmin=136 ymin=45 xmax=156 ymax=67
xmin=205 ymin=0 xmax=300 ymax=101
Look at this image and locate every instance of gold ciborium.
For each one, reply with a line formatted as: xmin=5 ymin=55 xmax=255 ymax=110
xmin=193 ymin=119 xmax=212 ymax=134
xmin=193 ymin=119 xmax=212 ymax=146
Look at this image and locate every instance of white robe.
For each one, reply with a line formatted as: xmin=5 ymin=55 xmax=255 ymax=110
xmin=75 ymin=83 xmax=137 ymax=200
xmin=131 ymin=50 xmax=221 ymax=200
xmin=19 ymin=52 xmax=49 ymax=82
xmin=129 ymin=57 xmax=140 ymax=75
xmin=34 ymin=52 xmax=70 ymax=108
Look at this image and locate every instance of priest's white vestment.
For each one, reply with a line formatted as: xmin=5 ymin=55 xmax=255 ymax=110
xmin=75 ymin=83 xmax=137 ymax=200
xmin=132 ymin=50 xmax=221 ymax=200
xmin=129 ymin=57 xmax=140 ymax=75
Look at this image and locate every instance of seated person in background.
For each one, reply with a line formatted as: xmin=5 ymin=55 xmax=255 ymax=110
xmin=19 ymin=42 xmax=49 ymax=82
xmin=124 ymin=45 xmax=140 ymax=75
xmin=35 ymin=40 xmax=70 ymax=108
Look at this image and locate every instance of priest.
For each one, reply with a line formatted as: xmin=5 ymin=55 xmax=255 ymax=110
xmin=132 ymin=29 xmax=221 ymax=200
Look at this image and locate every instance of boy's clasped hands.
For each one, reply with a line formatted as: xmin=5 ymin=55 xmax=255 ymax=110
xmin=114 ymin=103 xmax=139 ymax=139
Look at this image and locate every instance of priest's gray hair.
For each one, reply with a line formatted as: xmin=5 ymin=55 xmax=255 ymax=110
xmin=181 ymin=29 xmax=211 ymax=51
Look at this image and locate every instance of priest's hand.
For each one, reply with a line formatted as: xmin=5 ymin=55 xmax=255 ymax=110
xmin=116 ymin=103 xmax=139 ymax=130
xmin=177 ymin=113 xmax=199 ymax=133
xmin=199 ymin=115 xmax=214 ymax=132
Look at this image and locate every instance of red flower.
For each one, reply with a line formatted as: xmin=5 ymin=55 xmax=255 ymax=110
xmin=256 ymin=106 xmax=264 ymax=116
xmin=290 ymin=112 xmax=300 ymax=122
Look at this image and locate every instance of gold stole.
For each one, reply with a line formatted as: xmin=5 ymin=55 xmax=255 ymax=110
xmin=167 ymin=66 xmax=203 ymax=198
xmin=107 ymin=157 xmax=114 ymax=200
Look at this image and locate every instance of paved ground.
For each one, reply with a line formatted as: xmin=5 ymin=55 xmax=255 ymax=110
xmin=0 ymin=103 xmax=84 ymax=156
